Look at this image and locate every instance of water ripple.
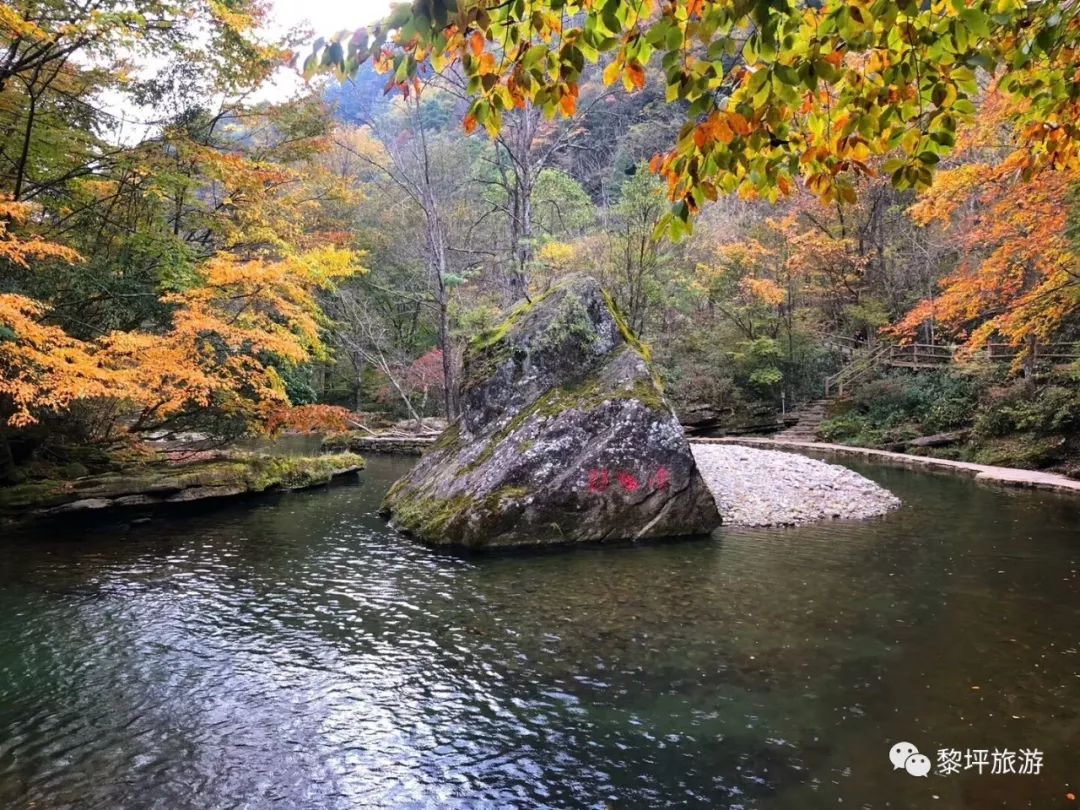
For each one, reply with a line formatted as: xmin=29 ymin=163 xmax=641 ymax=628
xmin=0 ymin=455 xmax=1077 ymax=808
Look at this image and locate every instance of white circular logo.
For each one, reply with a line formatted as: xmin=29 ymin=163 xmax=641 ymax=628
xmin=889 ymin=741 xmax=920 ymax=770
xmin=905 ymin=753 xmax=932 ymax=777
xmin=889 ymin=741 xmax=931 ymax=777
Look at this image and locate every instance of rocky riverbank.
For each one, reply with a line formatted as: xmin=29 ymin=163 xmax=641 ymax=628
xmin=690 ymin=443 xmax=900 ymax=526
xmin=0 ymin=452 xmax=365 ymax=522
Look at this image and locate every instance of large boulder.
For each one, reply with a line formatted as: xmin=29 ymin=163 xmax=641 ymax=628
xmin=382 ymin=275 xmax=721 ymax=547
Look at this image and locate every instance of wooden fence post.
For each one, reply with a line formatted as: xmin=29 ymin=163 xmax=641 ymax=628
xmin=1023 ymin=334 xmax=1037 ymax=378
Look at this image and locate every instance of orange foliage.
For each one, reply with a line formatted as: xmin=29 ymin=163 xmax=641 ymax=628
xmin=756 ymin=208 xmax=870 ymax=330
xmin=692 ymin=238 xmax=792 ymax=337
xmin=693 ymin=240 xmax=773 ymax=299
xmin=0 ymin=294 xmax=114 ymax=427
xmin=0 ymin=200 xmax=81 ymax=268
xmin=266 ymin=404 xmax=354 ymax=434
xmin=1 ymin=247 xmax=363 ymax=430
xmin=740 ymin=276 xmax=786 ymax=307
xmin=0 ymin=213 xmax=104 ymax=427
xmin=906 ymin=164 xmax=993 ymax=226
xmin=895 ymin=157 xmax=1079 ymax=351
xmin=894 ymin=73 xmax=1080 ymax=354
xmin=100 ymin=248 xmax=360 ymax=430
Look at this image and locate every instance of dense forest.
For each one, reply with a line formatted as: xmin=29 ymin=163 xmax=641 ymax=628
xmin=2 ymin=0 xmax=1080 ymax=486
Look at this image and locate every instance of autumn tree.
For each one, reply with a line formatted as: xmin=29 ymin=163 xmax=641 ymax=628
xmin=1 ymin=0 xmax=279 ymax=203
xmin=1 ymin=237 xmax=361 ymax=432
xmin=0 ymin=204 xmax=102 ymax=452
xmin=329 ymin=279 xmax=431 ymax=424
xmin=467 ymin=84 xmax=614 ymax=299
xmin=602 ymin=168 xmax=672 ymax=336
xmin=895 ymin=161 xmax=1080 ymax=355
xmin=0 ymin=0 xmax=369 ymax=479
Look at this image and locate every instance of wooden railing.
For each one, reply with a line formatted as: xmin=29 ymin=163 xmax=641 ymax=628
xmin=810 ymin=331 xmax=870 ymax=361
xmin=886 ymin=343 xmax=954 ymax=367
xmin=824 ymin=345 xmax=893 ymax=397
xmin=823 ymin=340 xmax=1080 ymax=397
xmin=984 ymin=342 xmax=1080 ymax=362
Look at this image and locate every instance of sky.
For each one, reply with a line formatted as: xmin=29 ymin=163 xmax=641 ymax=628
xmin=101 ymin=0 xmax=394 ymax=141
xmin=267 ymin=0 xmax=393 ymax=36
xmin=258 ymin=0 xmax=395 ymax=101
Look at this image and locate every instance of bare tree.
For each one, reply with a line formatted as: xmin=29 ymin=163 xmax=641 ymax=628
xmin=331 ymin=84 xmax=465 ymax=419
xmin=330 ymin=285 xmax=427 ymax=426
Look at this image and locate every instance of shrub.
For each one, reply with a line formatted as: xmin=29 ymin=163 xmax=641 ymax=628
xmin=846 ymin=369 xmax=985 ymax=432
xmin=973 ymin=384 xmax=1080 ymax=438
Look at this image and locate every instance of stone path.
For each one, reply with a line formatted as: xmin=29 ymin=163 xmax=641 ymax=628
xmin=692 ymin=436 xmax=1080 ymax=496
xmin=689 ymin=443 xmax=901 ymax=527
xmin=772 ymin=399 xmax=828 ymax=442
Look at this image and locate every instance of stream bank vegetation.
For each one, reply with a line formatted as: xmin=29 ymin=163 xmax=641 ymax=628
xmin=2 ymin=0 xmax=1080 ymax=494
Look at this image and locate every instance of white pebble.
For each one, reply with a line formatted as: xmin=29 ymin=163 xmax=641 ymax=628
xmin=690 ymin=444 xmax=901 ymax=527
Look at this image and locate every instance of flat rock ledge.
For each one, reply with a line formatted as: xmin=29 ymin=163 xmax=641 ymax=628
xmin=690 ymin=444 xmax=900 ymax=527
xmin=0 ymin=452 xmax=365 ymax=521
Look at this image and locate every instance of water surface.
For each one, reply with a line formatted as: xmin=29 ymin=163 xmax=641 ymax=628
xmin=1 ymin=455 xmax=1077 ymax=808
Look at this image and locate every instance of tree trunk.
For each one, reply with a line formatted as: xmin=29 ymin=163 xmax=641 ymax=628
xmin=0 ymin=430 xmax=16 ymax=484
xmin=512 ymin=168 xmax=533 ymax=301
xmin=352 ymin=352 xmax=365 ymax=412
xmin=1022 ymin=333 xmax=1037 ymax=379
xmin=13 ymin=83 xmax=37 ymax=201
xmin=429 ymin=228 xmax=458 ymax=421
xmin=437 ymin=288 xmax=457 ymax=420
xmin=501 ymin=105 xmax=540 ymax=303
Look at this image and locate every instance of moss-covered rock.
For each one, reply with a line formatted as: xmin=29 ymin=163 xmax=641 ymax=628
xmin=322 ymin=431 xmax=432 ymax=455
xmin=384 ymin=274 xmax=719 ymax=548
xmin=0 ymin=453 xmax=364 ymax=519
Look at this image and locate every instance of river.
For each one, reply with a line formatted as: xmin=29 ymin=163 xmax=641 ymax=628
xmin=0 ymin=454 xmax=1077 ymax=808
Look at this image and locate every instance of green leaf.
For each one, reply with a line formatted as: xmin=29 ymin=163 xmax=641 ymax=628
xmin=322 ymin=41 xmax=344 ymax=68
xmin=959 ymin=9 xmax=990 ymax=39
xmin=523 ymin=44 xmax=547 ymax=68
xmin=743 ymin=34 xmax=759 ymax=64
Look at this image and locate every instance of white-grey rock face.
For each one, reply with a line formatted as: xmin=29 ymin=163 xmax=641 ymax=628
xmin=690 ymin=444 xmax=900 ymax=527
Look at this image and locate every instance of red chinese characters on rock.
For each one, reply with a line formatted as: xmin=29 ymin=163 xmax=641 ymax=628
xmin=650 ymin=467 xmax=670 ymax=490
xmin=586 ymin=466 xmax=670 ymax=495
xmin=588 ymin=469 xmax=610 ymax=494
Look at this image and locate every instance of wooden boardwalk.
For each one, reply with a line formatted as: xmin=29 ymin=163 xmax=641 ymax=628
xmin=824 ymin=340 xmax=1080 ymax=396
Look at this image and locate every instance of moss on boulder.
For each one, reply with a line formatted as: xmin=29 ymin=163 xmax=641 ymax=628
xmin=383 ymin=274 xmax=719 ymax=548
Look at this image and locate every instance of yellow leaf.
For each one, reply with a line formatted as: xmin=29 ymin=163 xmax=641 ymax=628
xmin=602 ymin=59 xmax=621 ymax=86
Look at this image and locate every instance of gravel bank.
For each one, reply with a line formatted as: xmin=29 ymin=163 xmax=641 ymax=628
xmin=690 ymin=443 xmax=901 ymax=527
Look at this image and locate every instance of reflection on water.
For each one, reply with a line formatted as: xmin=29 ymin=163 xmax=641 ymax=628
xmin=231 ymin=432 xmax=327 ymax=456
xmin=0 ymin=455 xmax=1077 ymax=808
